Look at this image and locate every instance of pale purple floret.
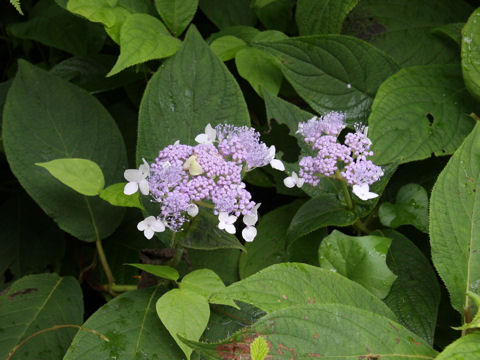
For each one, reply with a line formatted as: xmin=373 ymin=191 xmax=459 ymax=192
xmin=297 ymin=112 xmax=346 ymax=140
xmin=341 ymin=156 xmax=384 ymax=186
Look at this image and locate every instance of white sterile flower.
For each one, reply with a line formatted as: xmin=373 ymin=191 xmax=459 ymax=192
xmin=242 ymin=226 xmax=257 ymax=242
xmin=283 ymin=171 xmax=305 ymax=188
xmin=267 ymin=145 xmax=285 ymax=171
xmin=186 ymin=203 xmax=199 ymax=217
xmin=195 ymin=123 xmax=216 ymax=144
xmin=137 ymin=216 xmax=166 ymax=239
xmin=124 ymin=158 xmax=150 ymax=195
xmin=243 ymin=203 xmax=261 ymax=227
xmin=218 ymin=212 xmax=237 ymax=234
xmin=173 ymin=140 xmax=180 ymax=145
xmin=352 ymin=183 xmax=379 ymax=201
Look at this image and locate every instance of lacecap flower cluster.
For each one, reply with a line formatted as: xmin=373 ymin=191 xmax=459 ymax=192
xmin=283 ymin=112 xmax=383 ymax=200
xmin=123 ymin=124 xmax=284 ymax=241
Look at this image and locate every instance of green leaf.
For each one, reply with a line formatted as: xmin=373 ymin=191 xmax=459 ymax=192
xmin=10 ymin=0 xmax=23 ymax=15
xmin=8 ymin=0 xmax=105 ymax=56
xmin=208 ymin=25 xmax=260 ymax=43
xmin=252 ymin=30 xmax=288 ymax=43
xmin=36 ymin=158 xmax=105 ymax=196
xmin=250 ymin=0 xmax=276 ymax=9
xmin=235 ymin=47 xmax=283 ymax=96
xmin=453 ymin=291 xmax=480 ymax=330
xmin=156 ymin=288 xmax=210 ymax=360
xmin=369 ymin=65 xmax=477 ymax=165
xmin=287 ymin=194 xmax=357 ymax=241
xmin=177 ymin=209 xmax=245 ymax=251
xmin=64 ymin=287 xmax=184 ymax=359
xmin=154 ymin=0 xmax=198 ymax=36
xmin=0 ymin=194 xmax=65 ymax=282
xmin=318 ymin=230 xmax=397 ymax=299
xmin=378 ymin=229 xmax=440 ymax=345
xmin=184 ymin=304 xmax=437 ymax=360
xmin=432 ymin=23 xmax=464 ymax=46
xmin=127 ymin=263 xmax=179 ymax=281
xmin=257 ymin=35 xmax=399 ymax=123
xmin=344 ymin=0 xmax=472 ymax=66
xmin=199 ymin=0 xmax=256 ymax=30
xmin=180 ymin=269 xmax=236 ymax=307
xmin=462 ymin=8 xmax=480 ymax=101
xmin=430 ymin=122 xmax=480 ymax=316
xmin=137 ymin=25 xmax=249 ymax=162
xmin=255 ymin=0 xmax=294 ymax=33
xmin=250 ymin=336 xmax=269 ymax=360
xmin=379 ymin=183 xmax=429 ymax=232
xmin=3 ymin=61 xmax=127 ymax=242
xmin=210 ymin=35 xmax=247 ymax=61
xmin=108 ymin=13 xmax=181 ymax=76
xmin=296 ymin=0 xmax=359 ymax=35
xmin=213 ymin=262 xmax=396 ymax=319
xmin=435 ymin=333 xmax=480 ymax=360
xmin=0 ymin=274 xmax=83 ymax=359
xmin=66 ymin=0 xmax=154 ymax=43
xmin=99 ymin=183 xmax=143 ymax=209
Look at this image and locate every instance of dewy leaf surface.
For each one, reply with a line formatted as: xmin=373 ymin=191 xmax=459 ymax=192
xmin=214 ymin=262 xmax=396 ymax=319
xmin=435 ymin=333 xmax=480 ymax=359
xmin=0 ymin=273 xmax=83 ymax=360
xmin=344 ymin=0 xmax=472 ymax=66
xmin=257 ymin=35 xmax=399 ymax=123
xmin=430 ymin=122 xmax=480 ymax=316
xmin=378 ymin=229 xmax=440 ymax=345
xmin=64 ymin=287 xmax=184 ymax=359
xmin=296 ymin=0 xmax=359 ymax=35
xmin=108 ymin=13 xmax=181 ymax=76
xmin=318 ymin=230 xmax=397 ymax=299
xmin=369 ymin=65 xmax=477 ymax=165
xmin=137 ymin=25 xmax=249 ymax=163
xmin=462 ymin=8 xmax=480 ymax=101
xmin=3 ymin=61 xmax=127 ymax=241
xmin=184 ymin=304 xmax=437 ymax=360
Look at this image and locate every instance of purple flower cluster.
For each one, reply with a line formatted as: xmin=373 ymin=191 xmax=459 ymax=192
xmin=125 ymin=124 xmax=284 ymax=241
xmin=285 ymin=113 xmax=383 ymax=200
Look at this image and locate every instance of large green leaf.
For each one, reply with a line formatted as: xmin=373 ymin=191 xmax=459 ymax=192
xmin=379 ymin=183 xmax=429 ymax=232
xmin=99 ymin=183 xmax=143 ymax=209
xmin=64 ymin=287 xmax=184 ymax=359
xmin=254 ymin=0 xmax=293 ymax=33
xmin=462 ymin=8 xmax=480 ymax=101
xmin=435 ymin=333 xmax=480 ymax=359
xmin=379 ymin=229 xmax=440 ymax=345
xmin=287 ymin=194 xmax=357 ymax=240
xmin=66 ymin=0 xmax=154 ymax=43
xmin=296 ymin=0 xmax=359 ymax=35
xmin=0 ymin=274 xmax=83 ymax=360
xmin=0 ymin=194 xmax=65 ymax=282
xmin=154 ymin=0 xmax=198 ymax=36
xmin=199 ymin=0 xmax=256 ymax=30
xmin=430 ymin=122 xmax=480 ymax=317
xmin=156 ymin=288 xmax=210 ymax=359
xmin=369 ymin=65 xmax=477 ymax=165
xmin=137 ymin=25 xmax=249 ymax=162
xmin=214 ymin=262 xmax=396 ymax=319
xmin=3 ymin=61 xmax=127 ymax=241
xmin=8 ymin=0 xmax=105 ymax=55
xmin=184 ymin=304 xmax=437 ymax=360
xmin=344 ymin=0 xmax=472 ymax=66
xmin=433 ymin=23 xmax=464 ymax=46
xmin=257 ymin=35 xmax=399 ymax=123
xmin=108 ymin=13 xmax=181 ymax=76
xmin=318 ymin=230 xmax=397 ymax=299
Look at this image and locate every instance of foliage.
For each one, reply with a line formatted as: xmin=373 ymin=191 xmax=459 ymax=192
xmin=1 ymin=0 xmax=480 ymax=359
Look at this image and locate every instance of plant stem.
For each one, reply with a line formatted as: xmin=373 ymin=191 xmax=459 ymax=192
xmin=353 ymin=219 xmax=370 ymax=235
xmin=196 ymin=200 xmax=214 ymax=209
xmin=168 ymin=247 xmax=184 ymax=268
xmin=7 ymin=324 xmax=109 ymax=360
xmin=96 ymin=238 xmax=115 ymax=289
xmin=338 ymin=176 xmax=354 ymax=210
xmin=109 ymin=284 xmax=138 ymax=292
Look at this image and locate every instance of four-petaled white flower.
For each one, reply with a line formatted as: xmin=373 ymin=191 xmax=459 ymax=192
xmin=267 ymin=145 xmax=285 ymax=171
xmin=195 ymin=124 xmax=217 ymax=145
xmin=186 ymin=203 xmax=199 ymax=217
xmin=124 ymin=158 xmax=150 ymax=195
xmin=283 ymin=171 xmax=305 ymax=188
xmin=137 ymin=216 xmax=166 ymax=239
xmin=218 ymin=212 xmax=237 ymax=234
xmin=352 ymin=183 xmax=378 ymax=201
xmin=241 ymin=203 xmax=260 ymax=242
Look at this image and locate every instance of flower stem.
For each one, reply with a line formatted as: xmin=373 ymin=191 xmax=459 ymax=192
xmin=109 ymin=284 xmax=138 ymax=292
xmin=96 ymin=238 xmax=115 ymax=290
xmin=338 ymin=176 xmax=354 ymax=210
xmin=168 ymin=247 xmax=184 ymax=268
xmin=196 ymin=200 xmax=214 ymax=209
xmin=353 ymin=219 xmax=370 ymax=235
